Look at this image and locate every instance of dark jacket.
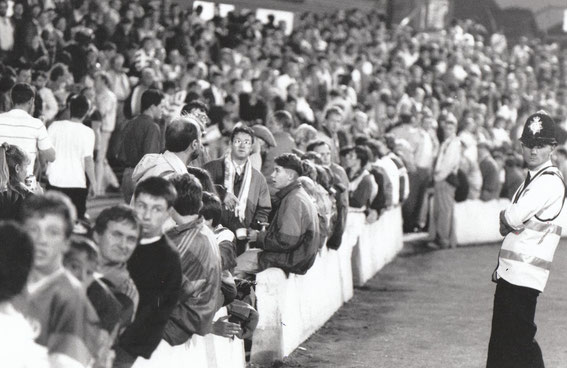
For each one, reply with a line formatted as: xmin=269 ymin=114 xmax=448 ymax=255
xmin=203 ymin=158 xmax=271 ymax=231
xmin=118 ymin=114 xmax=161 ymax=168
xmin=257 ymin=181 xmax=320 ymax=275
xmin=479 ymin=155 xmax=501 ymax=201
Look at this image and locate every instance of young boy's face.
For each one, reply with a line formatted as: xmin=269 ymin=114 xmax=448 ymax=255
xmin=23 ymin=214 xmax=69 ymax=275
xmin=64 ymin=250 xmax=96 ymax=287
xmin=133 ymin=193 xmax=171 ymax=238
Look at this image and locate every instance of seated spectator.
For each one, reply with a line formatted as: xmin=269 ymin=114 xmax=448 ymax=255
xmin=0 ymin=221 xmax=49 ymax=368
xmin=339 ymin=145 xmax=378 ymax=210
xmin=46 ymin=94 xmax=97 ymax=219
xmin=93 ymin=205 xmax=140 ymax=332
xmin=478 ymin=142 xmax=502 ymax=201
xmin=203 ymin=125 xmax=271 ymax=250
xmin=306 ymin=140 xmax=349 ymax=249
xmin=236 ymin=153 xmax=320 ymax=275
xmin=0 ymin=142 xmax=34 ymax=220
xmin=18 ymin=192 xmax=98 ymax=368
xmin=114 ymin=177 xmax=182 ymax=368
xmin=162 ymin=173 xmax=222 ymax=346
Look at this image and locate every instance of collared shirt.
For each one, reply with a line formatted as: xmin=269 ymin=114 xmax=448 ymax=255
xmin=0 ymin=109 xmax=53 ymax=175
xmin=434 ymin=135 xmax=461 ymax=182
xmin=505 ymin=160 xmax=565 ymax=229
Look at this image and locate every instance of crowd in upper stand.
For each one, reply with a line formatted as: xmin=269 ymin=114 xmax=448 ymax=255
xmin=0 ymin=0 xmax=566 ymax=367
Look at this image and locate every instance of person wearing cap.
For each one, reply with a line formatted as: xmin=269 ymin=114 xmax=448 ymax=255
xmin=249 ymin=124 xmax=276 ymax=171
xmin=236 ymin=153 xmax=320 ymax=276
xmin=487 ymin=112 xmax=565 ymax=368
xmin=427 ymin=113 xmax=460 ymax=249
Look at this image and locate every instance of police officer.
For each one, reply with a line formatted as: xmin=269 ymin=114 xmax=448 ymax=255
xmin=487 ymin=112 xmax=566 ymax=368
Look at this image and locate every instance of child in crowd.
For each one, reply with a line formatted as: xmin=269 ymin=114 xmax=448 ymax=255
xmin=0 ymin=142 xmax=34 ymax=220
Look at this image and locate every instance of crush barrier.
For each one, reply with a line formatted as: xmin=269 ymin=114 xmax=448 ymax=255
xmin=251 ymin=208 xmax=404 ymax=364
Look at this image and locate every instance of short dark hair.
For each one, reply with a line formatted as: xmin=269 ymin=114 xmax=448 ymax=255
xmin=10 ymin=83 xmax=35 ymax=105
xmin=275 ymin=153 xmax=303 ymax=176
xmin=271 ymin=110 xmax=294 ymax=131
xmin=170 ymin=173 xmax=202 ymax=216
xmin=165 ymin=116 xmax=200 ymax=152
xmin=301 ymin=151 xmax=323 ymax=165
xmin=134 ymin=176 xmax=177 ymax=208
xmin=94 ymin=205 xmax=139 ymax=235
xmin=354 ymin=145 xmax=371 ymax=167
xmin=230 ymin=124 xmax=255 ymax=143
xmin=49 ymin=63 xmax=67 ymax=82
xmin=18 ymin=191 xmax=76 ymax=238
xmin=0 ymin=221 xmax=34 ymax=302
xmin=141 ymin=89 xmax=163 ymax=112
xmin=306 ymin=140 xmax=330 ymax=153
xmin=181 ymin=100 xmax=209 ymax=115
xmin=186 ymin=166 xmax=217 ymax=194
xmin=69 ymin=94 xmax=91 ymax=119
xmin=199 ymin=191 xmax=222 ymax=227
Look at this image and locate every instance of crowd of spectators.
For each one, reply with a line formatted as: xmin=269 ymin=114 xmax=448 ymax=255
xmin=0 ymin=0 xmax=566 ymax=367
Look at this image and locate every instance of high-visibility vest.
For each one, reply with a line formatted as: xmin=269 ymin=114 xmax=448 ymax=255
xmin=496 ymin=166 xmax=566 ymax=292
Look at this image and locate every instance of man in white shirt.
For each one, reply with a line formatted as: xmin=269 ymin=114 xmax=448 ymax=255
xmin=0 ymin=83 xmax=55 ymax=176
xmin=46 ymin=94 xmax=97 ymax=220
xmin=428 ymin=114 xmax=461 ymax=249
xmin=0 ymin=0 xmax=14 ymax=56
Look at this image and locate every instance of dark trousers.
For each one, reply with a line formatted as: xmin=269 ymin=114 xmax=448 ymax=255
xmin=47 ymin=185 xmax=88 ymax=220
xmin=487 ymin=279 xmax=545 ymax=368
xmin=402 ymin=167 xmax=431 ymax=232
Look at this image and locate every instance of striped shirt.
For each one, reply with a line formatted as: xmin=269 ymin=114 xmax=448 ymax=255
xmin=0 ymin=109 xmax=53 ymax=175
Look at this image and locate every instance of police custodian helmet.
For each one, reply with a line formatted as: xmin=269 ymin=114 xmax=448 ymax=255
xmin=520 ymin=112 xmax=557 ymax=147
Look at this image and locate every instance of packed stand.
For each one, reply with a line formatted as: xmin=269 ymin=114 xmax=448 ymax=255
xmin=0 ymin=1 xmax=566 ymax=367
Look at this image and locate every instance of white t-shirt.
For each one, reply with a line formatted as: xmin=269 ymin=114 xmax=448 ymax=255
xmin=0 ymin=109 xmax=53 ymax=175
xmin=0 ymin=302 xmax=49 ymax=368
xmin=46 ymin=120 xmax=95 ymax=188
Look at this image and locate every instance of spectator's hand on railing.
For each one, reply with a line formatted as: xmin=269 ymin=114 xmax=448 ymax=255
xmin=212 ymin=316 xmax=242 ymax=339
xmin=224 ymin=192 xmax=239 ymax=211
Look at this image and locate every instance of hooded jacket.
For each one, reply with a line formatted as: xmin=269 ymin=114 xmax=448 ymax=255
xmin=131 ymin=150 xmax=188 ymax=185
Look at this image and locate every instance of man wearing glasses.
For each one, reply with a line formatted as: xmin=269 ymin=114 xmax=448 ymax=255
xmin=487 ymin=112 xmax=566 ymax=368
xmin=204 ymin=124 xmax=271 ymax=253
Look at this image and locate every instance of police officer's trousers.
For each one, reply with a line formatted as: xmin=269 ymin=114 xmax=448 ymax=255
xmin=487 ymin=278 xmax=545 ymax=368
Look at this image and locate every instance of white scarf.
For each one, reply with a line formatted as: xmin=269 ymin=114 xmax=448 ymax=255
xmin=224 ymin=152 xmax=252 ymax=222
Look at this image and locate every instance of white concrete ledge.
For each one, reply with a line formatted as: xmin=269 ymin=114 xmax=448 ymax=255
xmin=133 ymin=307 xmax=245 ymax=368
xmin=251 ymin=208 xmax=404 ymax=364
xmin=454 ymin=199 xmax=510 ymax=245
xmin=352 ymin=207 xmax=404 ymax=286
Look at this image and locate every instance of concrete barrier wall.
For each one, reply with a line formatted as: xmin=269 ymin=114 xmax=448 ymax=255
xmin=251 ymin=208 xmax=403 ymax=364
xmin=352 ymin=207 xmax=404 ymax=286
xmin=454 ymin=198 xmax=567 ymax=245
xmin=133 ymin=307 xmax=245 ymax=368
xmin=454 ymin=199 xmax=510 ymax=245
